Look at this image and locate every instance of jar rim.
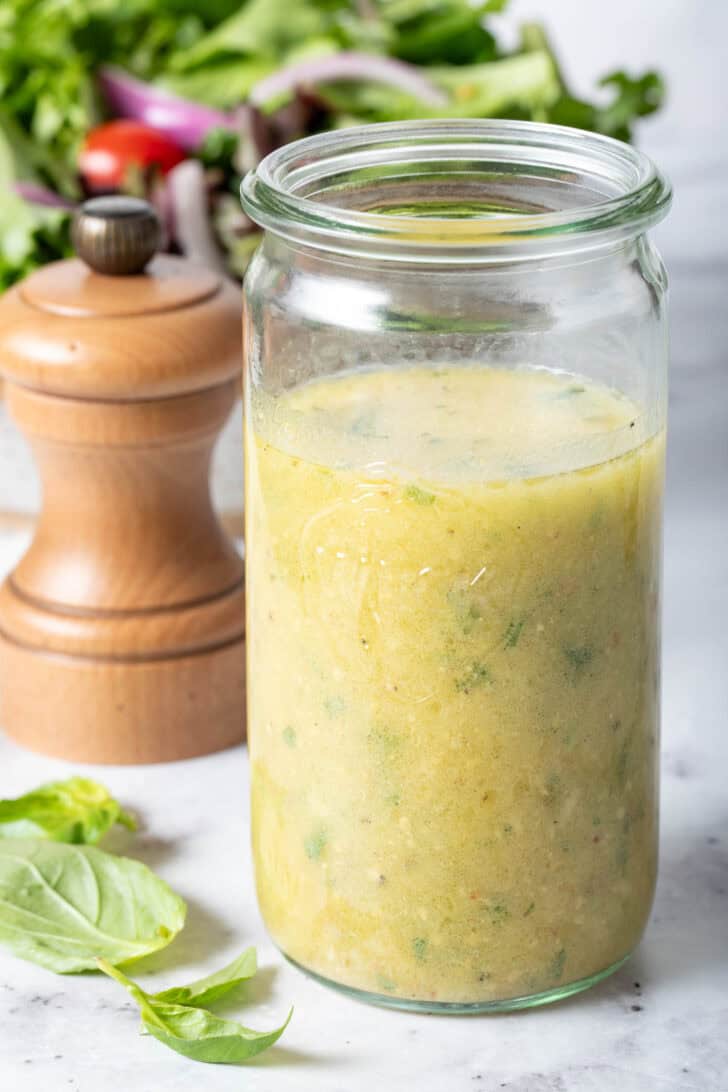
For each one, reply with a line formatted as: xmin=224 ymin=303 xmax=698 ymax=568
xmin=241 ymin=119 xmax=671 ymax=262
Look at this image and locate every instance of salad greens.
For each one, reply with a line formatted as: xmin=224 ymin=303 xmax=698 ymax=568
xmin=0 ymin=0 xmax=665 ymax=285
xmin=0 ymin=125 xmax=73 ymax=291
xmin=99 ymin=957 xmax=291 ymax=1064
xmin=0 ymin=838 xmax=186 ymax=972
xmin=0 ymin=776 xmax=136 ymax=844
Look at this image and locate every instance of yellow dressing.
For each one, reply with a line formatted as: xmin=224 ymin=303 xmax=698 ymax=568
xmin=246 ymin=365 xmax=663 ymax=1005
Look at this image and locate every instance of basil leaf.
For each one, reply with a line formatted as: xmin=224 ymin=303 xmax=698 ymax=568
xmin=153 ymin=947 xmax=257 ymax=1007
xmin=0 ymin=777 xmax=136 ymax=844
xmin=99 ymin=960 xmax=292 ymax=1065
xmin=0 ymin=839 xmax=186 ymax=973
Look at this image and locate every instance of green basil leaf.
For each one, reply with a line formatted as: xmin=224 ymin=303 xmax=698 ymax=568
xmin=0 ymin=777 xmax=136 ymax=844
xmin=99 ymin=960 xmax=292 ymax=1065
xmin=153 ymin=947 xmax=257 ymax=1007
xmin=0 ymin=839 xmax=186 ymax=973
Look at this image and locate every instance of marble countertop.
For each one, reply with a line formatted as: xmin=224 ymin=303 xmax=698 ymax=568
xmin=1 ymin=6 xmax=727 ymax=1089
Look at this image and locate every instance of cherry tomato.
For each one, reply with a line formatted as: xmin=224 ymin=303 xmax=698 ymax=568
xmin=80 ymin=120 xmax=186 ymax=191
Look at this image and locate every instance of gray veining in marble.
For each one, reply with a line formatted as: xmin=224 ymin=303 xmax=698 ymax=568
xmin=1 ymin=2 xmax=726 ymax=1089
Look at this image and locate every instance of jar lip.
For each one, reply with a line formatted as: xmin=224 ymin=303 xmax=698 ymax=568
xmin=241 ymin=119 xmax=671 ymax=262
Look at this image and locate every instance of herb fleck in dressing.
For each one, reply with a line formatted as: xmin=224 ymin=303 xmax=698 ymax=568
xmin=246 ymin=365 xmax=663 ymax=1005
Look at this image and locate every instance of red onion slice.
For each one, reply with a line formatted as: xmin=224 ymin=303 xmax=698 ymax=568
xmin=99 ymin=67 xmax=237 ymax=151
xmin=14 ymin=182 xmax=76 ymax=210
xmin=166 ymin=160 xmax=228 ymax=274
xmin=249 ymin=51 xmax=447 ymax=108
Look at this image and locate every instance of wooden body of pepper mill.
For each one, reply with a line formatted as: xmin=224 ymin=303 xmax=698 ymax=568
xmin=0 ymin=197 xmax=245 ymax=763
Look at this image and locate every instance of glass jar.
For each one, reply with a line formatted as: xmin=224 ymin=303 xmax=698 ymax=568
xmin=241 ymin=120 xmax=671 ymax=1013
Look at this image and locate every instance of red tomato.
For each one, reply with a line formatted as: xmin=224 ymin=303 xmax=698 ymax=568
xmin=80 ymin=121 xmax=186 ymax=190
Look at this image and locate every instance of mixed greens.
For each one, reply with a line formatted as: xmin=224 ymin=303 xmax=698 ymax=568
xmin=0 ymin=776 xmax=290 ymax=1065
xmin=0 ymin=0 xmax=664 ymax=285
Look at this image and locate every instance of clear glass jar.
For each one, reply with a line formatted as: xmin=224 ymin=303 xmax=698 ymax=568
xmin=241 ymin=120 xmax=671 ymax=1013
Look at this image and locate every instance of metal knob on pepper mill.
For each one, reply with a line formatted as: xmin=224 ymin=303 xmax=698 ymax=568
xmin=0 ymin=197 xmax=245 ymax=763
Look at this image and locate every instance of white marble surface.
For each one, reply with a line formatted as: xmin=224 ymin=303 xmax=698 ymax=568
xmin=1 ymin=3 xmax=727 ymax=1089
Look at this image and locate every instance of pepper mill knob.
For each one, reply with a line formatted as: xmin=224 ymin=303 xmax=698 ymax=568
xmin=71 ymin=196 xmax=162 ymax=276
xmin=0 ymin=216 xmax=245 ymax=764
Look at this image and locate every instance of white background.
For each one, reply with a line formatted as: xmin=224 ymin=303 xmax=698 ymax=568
xmin=510 ymin=0 xmax=725 ymax=261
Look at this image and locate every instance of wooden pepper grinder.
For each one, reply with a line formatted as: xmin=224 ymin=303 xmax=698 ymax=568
xmin=0 ymin=197 xmax=245 ymax=763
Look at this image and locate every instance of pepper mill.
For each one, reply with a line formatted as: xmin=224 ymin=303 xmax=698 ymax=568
xmin=0 ymin=197 xmax=245 ymax=763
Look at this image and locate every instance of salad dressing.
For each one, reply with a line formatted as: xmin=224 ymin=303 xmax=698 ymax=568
xmin=246 ymin=365 xmax=663 ymax=1005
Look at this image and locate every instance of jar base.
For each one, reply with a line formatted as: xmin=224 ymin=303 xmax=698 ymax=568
xmin=282 ymin=951 xmax=631 ymax=1014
